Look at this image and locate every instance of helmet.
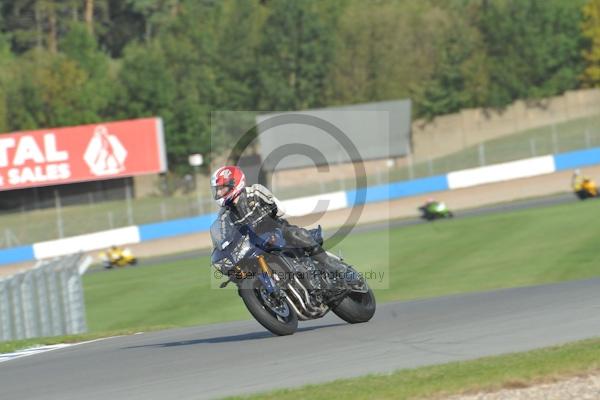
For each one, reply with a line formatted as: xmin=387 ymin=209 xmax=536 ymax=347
xmin=210 ymin=166 xmax=246 ymax=206
xmin=574 ymin=169 xmax=581 ymax=176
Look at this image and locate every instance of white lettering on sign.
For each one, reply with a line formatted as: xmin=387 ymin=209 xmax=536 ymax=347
xmin=44 ymin=134 xmax=68 ymax=162
xmin=7 ymin=164 xmax=71 ymax=185
xmin=0 ymin=133 xmax=69 ymax=167
xmin=13 ymin=136 xmax=45 ymax=165
xmin=0 ymin=137 xmax=16 ymax=167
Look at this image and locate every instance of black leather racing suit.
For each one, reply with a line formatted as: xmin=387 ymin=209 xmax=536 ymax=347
xmin=224 ymin=184 xmax=342 ymax=274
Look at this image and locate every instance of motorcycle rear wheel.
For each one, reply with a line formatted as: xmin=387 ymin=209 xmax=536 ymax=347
xmin=333 ymin=285 xmax=376 ymax=324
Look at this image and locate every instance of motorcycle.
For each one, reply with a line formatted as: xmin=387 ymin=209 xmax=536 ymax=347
xmin=99 ymin=247 xmax=138 ymax=269
xmin=210 ymin=212 xmax=376 ymax=336
xmin=574 ymin=178 xmax=598 ymax=200
xmin=419 ymin=201 xmax=454 ymax=221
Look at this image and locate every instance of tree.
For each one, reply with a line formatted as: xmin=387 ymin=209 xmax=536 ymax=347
xmin=581 ymin=0 xmax=600 ymax=87
xmin=1 ymin=0 xmax=109 ymax=54
xmin=85 ymin=0 xmax=94 ymax=34
xmin=412 ymin=2 xmax=489 ymax=118
xmin=99 ymin=0 xmax=146 ymax=56
xmin=6 ymin=49 xmax=95 ymax=129
xmin=114 ymin=41 xmax=176 ymax=127
xmin=0 ymin=0 xmax=595 ymax=171
xmin=478 ymin=0 xmax=586 ymax=107
xmin=61 ymin=22 xmax=113 ymax=122
xmin=328 ymin=0 xmax=460 ymax=107
xmin=214 ymin=0 xmax=265 ymax=110
xmin=153 ymin=0 xmax=221 ymax=171
xmin=257 ymin=0 xmax=338 ymax=110
xmin=0 ymin=34 xmax=13 ymax=132
xmin=126 ymin=0 xmax=179 ymax=42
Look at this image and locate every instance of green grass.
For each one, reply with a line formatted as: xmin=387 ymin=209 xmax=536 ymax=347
xmin=84 ymin=198 xmax=600 ymax=331
xmin=228 ymin=337 xmax=600 ymax=400
xmin=82 ymin=259 xmax=250 ymax=332
xmin=335 ymin=198 xmax=600 ymax=302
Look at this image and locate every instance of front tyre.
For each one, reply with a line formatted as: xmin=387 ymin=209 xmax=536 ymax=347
xmin=333 ymin=286 xmax=376 ymax=324
xmin=239 ymin=278 xmax=298 ymax=336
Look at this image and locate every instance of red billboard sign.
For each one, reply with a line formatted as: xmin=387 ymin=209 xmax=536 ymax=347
xmin=0 ymin=118 xmax=166 ymax=191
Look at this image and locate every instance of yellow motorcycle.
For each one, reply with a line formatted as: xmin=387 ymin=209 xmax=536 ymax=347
xmin=99 ymin=246 xmax=138 ymax=269
xmin=574 ymin=178 xmax=598 ymax=200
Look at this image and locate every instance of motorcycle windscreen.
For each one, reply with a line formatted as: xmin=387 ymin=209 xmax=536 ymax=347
xmin=210 ymin=211 xmax=237 ymax=250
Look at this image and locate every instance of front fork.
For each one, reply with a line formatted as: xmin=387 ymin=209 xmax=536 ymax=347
xmin=256 ymin=255 xmax=280 ymax=295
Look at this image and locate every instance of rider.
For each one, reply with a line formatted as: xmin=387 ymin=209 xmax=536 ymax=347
xmin=107 ymin=245 xmax=124 ymax=263
xmin=210 ymin=166 xmax=358 ymax=285
xmin=572 ymin=169 xmax=584 ymax=193
xmin=424 ymin=197 xmax=436 ymax=207
xmin=572 ymin=169 xmax=597 ymax=198
xmin=421 ymin=197 xmax=441 ymax=211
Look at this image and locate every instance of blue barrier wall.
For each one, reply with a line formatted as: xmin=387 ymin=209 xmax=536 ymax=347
xmin=554 ymin=148 xmax=600 ymax=171
xmin=138 ymin=213 xmax=217 ymax=241
xmin=0 ymin=245 xmax=35 ymax=265
xmin=345 ymin=175 xmax=449 ymax=206
xmin=4 ymin=145 xmax=600 ymax=267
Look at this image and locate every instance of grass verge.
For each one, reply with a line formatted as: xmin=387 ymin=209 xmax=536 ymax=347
xmin=227 ymin=337 xmax=600 ymax=400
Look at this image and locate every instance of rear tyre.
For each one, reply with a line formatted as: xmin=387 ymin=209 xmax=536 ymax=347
xmin=333 ymin=286 xmax=376 ymax=324
xmin=239 ymin=278 xmax=298 ymax=336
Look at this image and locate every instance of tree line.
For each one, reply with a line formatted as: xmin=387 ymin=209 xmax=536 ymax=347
xmin=0 ymin=0 xmax=598 ymax=173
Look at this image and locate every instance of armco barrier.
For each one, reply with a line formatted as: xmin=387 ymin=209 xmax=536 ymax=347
xmin=0 ymin=254 xmax=88 ymax=341
xmin=2 ymin=146 xmax=599 ymax=266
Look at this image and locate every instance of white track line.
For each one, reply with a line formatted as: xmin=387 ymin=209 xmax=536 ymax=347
xmin=0 ymin=336 xmax=124 ymax=364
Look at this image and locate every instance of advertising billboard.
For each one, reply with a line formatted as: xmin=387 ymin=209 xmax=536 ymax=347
xmin=0 ymin=118 xmax=167 ymax=191
xmin=256 ymin=100 xmax=411 ymax=171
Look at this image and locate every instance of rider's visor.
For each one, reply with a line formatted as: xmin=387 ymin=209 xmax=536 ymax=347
xmin=212 ymin=185 xmax=231 ymax=200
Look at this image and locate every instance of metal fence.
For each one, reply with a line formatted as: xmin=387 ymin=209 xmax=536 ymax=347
xmin=0 ymin=113 xmax=599 ymax=248
xmin=0 ymin=254 xmax=89 ymax=342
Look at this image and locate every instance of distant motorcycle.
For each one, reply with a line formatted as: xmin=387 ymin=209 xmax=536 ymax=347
xmin=574 ymin=178 xmax=598 ymax=200
xmin=210 ymin=211 xmax=376 ymax=336
xmin=99 ymin=247 xmax=138 ymax=269
xmin=419 ymin=201 xmax=454 ymax=221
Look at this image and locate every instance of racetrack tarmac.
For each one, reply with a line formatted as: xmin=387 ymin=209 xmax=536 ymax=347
xmin=1 ymin=277 xmax=599 ymax=400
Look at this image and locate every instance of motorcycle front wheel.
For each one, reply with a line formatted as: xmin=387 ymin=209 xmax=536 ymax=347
xmin=239 ymin=277 xmax=298 ymax=336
